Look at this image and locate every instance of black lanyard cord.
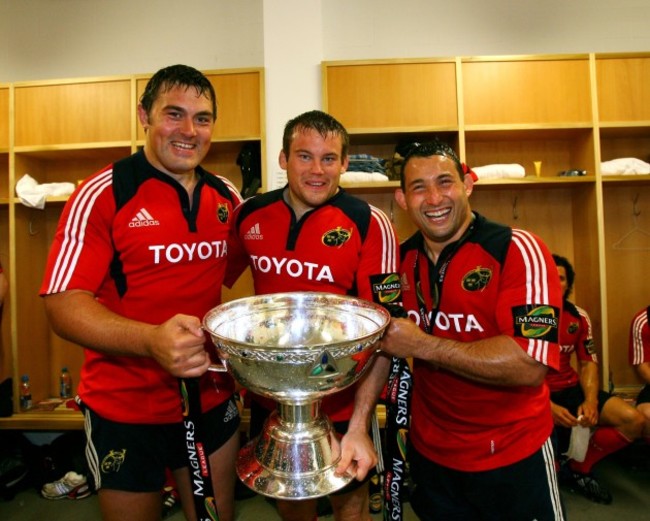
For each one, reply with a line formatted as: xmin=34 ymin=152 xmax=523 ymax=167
xmin=180 ymin=377 xmax=220 ymax=521
xmin=383 ymin=353 xmax=412 ymax=521
xmin=382 ymin=304 xmax=412 ymax=521
xmin=415 ymin=219 xmax=476 ymax=333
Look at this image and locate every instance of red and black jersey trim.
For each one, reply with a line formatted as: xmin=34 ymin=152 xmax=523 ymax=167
xmin=112 ymin=150 xmax=235 ymax=214
xmin=564 ymin=300 xmax=581 ymax=320
xmin=108 ymin=151 xmax=236 ymax=297
xmin=400 ymin=212 xmax=511 ymax=268
xmin=236 ymin=187 xmax=371 ymax=251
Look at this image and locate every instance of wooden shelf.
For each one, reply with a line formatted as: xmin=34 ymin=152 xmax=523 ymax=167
xmin=464 ymin=125 xmax=593 ymax=138
xmin=340 ymin=181 xmax=400 ymax=194
xmin=0 ymin=404 xmax=388 ymax=431
xmin=12 ymin=196 xmax=69 ymax=205
xmin=602 ymin=175 xmax=650 ymax=185
xmin=13 ymin=143 xmax=133 ymax=160
xmin=599 ymin=122 xmax=650 ymax=136
xmin=0 ymin=409 xmax=84 ymax=430
xmin=473 ymin=176 xmax=595 ymax=189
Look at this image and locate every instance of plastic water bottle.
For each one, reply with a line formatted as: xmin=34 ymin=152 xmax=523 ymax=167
xmin=20 ymin=374 xmax=32 ymax=411
xmin=60 ymin=367 xmax=73 ymax=399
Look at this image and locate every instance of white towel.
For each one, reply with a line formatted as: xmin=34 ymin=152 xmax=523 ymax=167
xmin=341 ymin=171 xmax=390 ymax=183
xmin=472 ymin=164 xmax=526 ymax=179
xmin=601 ymin=158 xmax=650 ymax=175
xmin=273 ymin=171 xmax=288 ymax=189
xmin=15 ymin=174 xmax=76 ymax=209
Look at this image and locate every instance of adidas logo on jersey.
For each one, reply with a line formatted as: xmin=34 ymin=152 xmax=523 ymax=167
xmin=129 ymin=208 xmax=160 ymax=227
xmin=244 ymin=222 xmax=263 ymax=240
xmin=224 ymin=400 xmax=239 ymax=423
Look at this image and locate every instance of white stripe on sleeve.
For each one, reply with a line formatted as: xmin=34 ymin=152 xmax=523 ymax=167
xmin=47 ymin=170 xmax=113 ymax=294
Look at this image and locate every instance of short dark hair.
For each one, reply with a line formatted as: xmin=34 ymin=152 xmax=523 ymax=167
xmin=552 ymin=253 xmax=575 ymax=299
xmin=139 ymin=64 xmax=217 ymax=120
xmin=400 ymin=139 xmax=463 ymax=190
xmin=282 ymin=110 xmax=349 ymax=159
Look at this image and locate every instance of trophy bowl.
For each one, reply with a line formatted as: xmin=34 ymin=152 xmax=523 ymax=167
xmin=203 ymin=291 xmax=390 ymax=499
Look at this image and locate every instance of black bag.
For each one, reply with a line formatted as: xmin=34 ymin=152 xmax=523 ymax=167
xmin=22 ymin=431 xmax=89 ymax=491
xmin=388 ymin=140 xmax=421 ymax=181
xmin=237 ymin=143 xmax=262 ymax=199
xmin=0 ymin=432 xmax=29 ymax=500
xmin=0 ymin=378 xmax=13 ymax=417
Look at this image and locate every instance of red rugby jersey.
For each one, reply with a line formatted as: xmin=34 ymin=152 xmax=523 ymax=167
xmin=226 ymin=187 xmax=399 ymax=421
xmin=546 ymin=302 xmax=598 ymax=393
xmin=400 ymin=212 xmax=562 ymax=472
xmin=40 ymin=151 xmax=243 ymax=424
xmin=630 ymin=307 xmax=650 ymax=366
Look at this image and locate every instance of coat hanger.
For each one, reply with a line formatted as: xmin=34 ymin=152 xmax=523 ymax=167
xmin=612 ymin=194 xmax=650 ymax=251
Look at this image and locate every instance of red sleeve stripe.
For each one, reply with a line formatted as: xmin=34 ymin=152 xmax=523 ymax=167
xmin=369 ymin=205 xmax=398 ymax=273
xmin=512 ymin=229 xmax=553 ymax=364
xmin=46 ymin=169 xmax=114 ymax=294
xmin=631 ymin=311 xmax=649 ymax=365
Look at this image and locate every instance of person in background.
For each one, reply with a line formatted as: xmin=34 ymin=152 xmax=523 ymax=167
xmin=629 ymin=306 xmax=650 ymax=445
xmin=549 ymin=254 xmax=644 ymax=504
xmin=225 ymin=109 xmax=399 ymax=521
xmin=374 ymin=139 xmax=565 ymax=520
xmin=40 ymin=64 xmax=243 ymax=521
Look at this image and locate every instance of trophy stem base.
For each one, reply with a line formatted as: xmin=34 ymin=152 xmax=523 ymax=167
xmin=236 ymin=403 xmax=353 ymax=500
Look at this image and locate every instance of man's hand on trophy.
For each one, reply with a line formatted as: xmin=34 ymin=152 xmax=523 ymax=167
xmin=335 ymin=430 xmax=378 ymax=481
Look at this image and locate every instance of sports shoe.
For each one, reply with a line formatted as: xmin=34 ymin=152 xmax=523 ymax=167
xmin=41 ymin=471 xmax=91 ymax=500
xmin=563 ymin=470 xmax=613 ymax=505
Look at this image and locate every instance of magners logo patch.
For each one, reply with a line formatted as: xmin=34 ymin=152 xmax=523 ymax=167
xmin=370 ymin=273 xmax=402 ymax=304
xmin=512 ymin=304 xmax=559 ymax=342
xmin=322 ymin=227 xmax=352 ymax=247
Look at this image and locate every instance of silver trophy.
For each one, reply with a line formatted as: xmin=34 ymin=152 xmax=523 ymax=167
xmin=203 ymin=291 xmax=390 ymax=500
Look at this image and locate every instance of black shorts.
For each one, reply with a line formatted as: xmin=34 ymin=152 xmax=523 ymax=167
xmin=550 ymin=384 xmax=612 ymax=455
xmin=409 ymin=438 xmax=564 ymax=521
xmin=249 ymin=399 xmax=370 ymax=495
xmin=82 ymin=397 xmax=240 ymax=492
xmin=550 ymin=384 xmax=611 ymax=415
xmin=637 ymin=384 xmax=650 ymax=405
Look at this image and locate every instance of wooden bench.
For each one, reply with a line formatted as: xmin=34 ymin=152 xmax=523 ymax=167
xmin=0 ymin=405 xmax=386 ymax=431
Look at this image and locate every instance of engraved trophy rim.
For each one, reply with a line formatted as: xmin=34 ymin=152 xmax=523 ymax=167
xmin=203 ymin=291 xmax=390 ymax=360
